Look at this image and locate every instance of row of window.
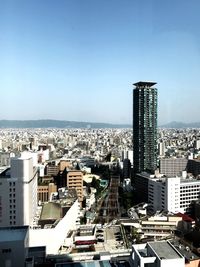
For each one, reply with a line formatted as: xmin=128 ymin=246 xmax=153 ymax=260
xmin=2 ymin=248 xmax=11 ymax=254
xmin=180 ymin=194 xmax=199 ymax=197
xmin=9 ymin=181 xmax=16 ymax=226
xmin=181 ymin=187 xmax=200 ymax=190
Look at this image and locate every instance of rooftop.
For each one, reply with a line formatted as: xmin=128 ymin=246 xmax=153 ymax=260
xmin=55 ymin=260 xmax=112 ymax=267
xmin=0 ymin=226 xmax=29 ymax=242
xmin=133 ymin=81 xmax=157 ymax=88
xmin=40 ymin=202 xmax=61 ymax=221
xmin=148 ymin=241 xmax=183 ymax=260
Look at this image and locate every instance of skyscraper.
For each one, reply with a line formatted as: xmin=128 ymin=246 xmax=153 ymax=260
xmin=133 ymin=81 xmax=157 ymax=173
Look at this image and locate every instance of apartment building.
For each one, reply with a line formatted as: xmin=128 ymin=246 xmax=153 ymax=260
xmin=37 ymin=183 xmax=57 ymax=203
xmin=67 ymin=171 xmax=83 ymax=202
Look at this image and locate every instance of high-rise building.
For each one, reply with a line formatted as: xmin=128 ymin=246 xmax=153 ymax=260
xmin=0 ymin=155 xmax=38 ymax=227
xmin=133 ymin=81 xmax=158 ymax=173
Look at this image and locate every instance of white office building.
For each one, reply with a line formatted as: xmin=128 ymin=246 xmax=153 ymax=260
xmin=148 ymin=173 xmax=200 ymax=213
xmin=0 ymin=155 xmax=38 ymax=227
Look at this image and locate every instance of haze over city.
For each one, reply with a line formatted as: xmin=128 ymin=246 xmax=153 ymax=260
xmin=1 ymin=0 xmax=200 ymax=124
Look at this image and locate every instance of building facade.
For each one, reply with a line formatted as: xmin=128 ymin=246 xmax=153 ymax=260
xmin=159 ymin=158 xmax=188 ymax=177
xmin=0 ymin=226 xmax=29 ymax=267
xmin=37 ymin=183 xmax=57 ymax=203
xmin=133 ymin=81 xmax=157 ymax=174
xmin=0 ymin=156 xmax=38 ymax=227
xmin=67 ymin=171 xmax=83 ymax=202
xmin=135 ymin=171 xmax=200 ymax=214
xmin=148 ymin=175 xmax=200 ymax=213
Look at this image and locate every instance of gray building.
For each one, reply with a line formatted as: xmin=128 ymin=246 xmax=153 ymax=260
xmin=0 ymin=226 xmax=29 ymax=267
xmin=187 ymin=159 xmax=200 ymax=177
xmin=0 ymin=152 xmax=10 ymax=167
xmin=159 ymin=158 xmax=188 ymax=177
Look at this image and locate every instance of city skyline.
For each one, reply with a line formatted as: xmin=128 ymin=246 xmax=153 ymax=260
xmin=1 ymin=1 xmax=200 ymax=124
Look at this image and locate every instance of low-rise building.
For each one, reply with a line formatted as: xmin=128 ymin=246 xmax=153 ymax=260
xmin=29 ymin=188 xmax=80 ymax=255
xmin=132 ymin=241 xmax=185 ymax=267
xmin=0 ymin=226 xmax=29 ymax=267
xmin=139 ymin=215 xmax=181 ymax=240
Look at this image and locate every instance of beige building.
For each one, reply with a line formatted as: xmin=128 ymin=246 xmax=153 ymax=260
xmin=140 ymin=215 xmax=181 ymax=240
xmin=67 ymin=171 xmax=83 ymax=202
xmin=38 ymin=183 xmax=57 ymax=203
xmin=59 ymin=159 xmax=73 ymax=171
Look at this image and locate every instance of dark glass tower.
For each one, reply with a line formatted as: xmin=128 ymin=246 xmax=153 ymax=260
xmin=133 ymin=81 xmax=157 ymax=173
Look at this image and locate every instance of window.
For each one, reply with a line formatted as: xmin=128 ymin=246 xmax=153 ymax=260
xmin=2 ymin=248 xmax=11 ymax=253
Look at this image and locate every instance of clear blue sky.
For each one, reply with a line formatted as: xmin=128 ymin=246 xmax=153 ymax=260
xmin=1 ymin=0 xmax=200 ymax=125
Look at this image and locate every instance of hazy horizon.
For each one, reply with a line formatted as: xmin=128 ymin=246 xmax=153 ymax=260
xmin=1 ymin=118 xmax=200 ymax=128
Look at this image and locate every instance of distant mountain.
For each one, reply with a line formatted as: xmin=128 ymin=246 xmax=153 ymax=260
xmin=160 ymin=121 xmax=200 ymax=128
xmin=0 ymin=120 xmax=131 ymax=129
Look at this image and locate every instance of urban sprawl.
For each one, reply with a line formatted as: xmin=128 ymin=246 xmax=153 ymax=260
xmin=1 ymin=82 xmax=200 ymax=266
